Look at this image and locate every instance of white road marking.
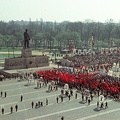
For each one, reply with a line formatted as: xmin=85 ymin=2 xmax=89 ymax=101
xmin=0 ymin=80 xmax=26 ymax=87
xmin=4 ymin=103 xmax=54 ymax=115
xmin=25 ymin=100 xmax=112 ymax=120
xmin=4 ymin=85 xmax=35 ymax=92
xmin=6 ymin=89 xmax=46 ymax=98
xmin=76 ymin=108 xmax=120 ymax=120
xmin=2 ymin=93 xmax=59 ymax=106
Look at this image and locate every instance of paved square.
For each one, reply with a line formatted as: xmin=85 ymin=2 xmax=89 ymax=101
xmin=0 ymin=78 xmax=120 ymax=120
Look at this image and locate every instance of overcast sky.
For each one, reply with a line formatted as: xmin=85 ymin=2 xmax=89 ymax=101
xmin=0 ymin=0 xmax=120 ymax=22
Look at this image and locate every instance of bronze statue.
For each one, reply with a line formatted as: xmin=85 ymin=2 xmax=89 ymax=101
xmin=23 ymin=29 xmax=30 ymax=48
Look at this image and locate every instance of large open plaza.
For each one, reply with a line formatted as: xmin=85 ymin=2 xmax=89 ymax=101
xmin=0 ymin=65 xmax=120 ymax=120
xmin=0 ymin=1 xmax=120 ymax=119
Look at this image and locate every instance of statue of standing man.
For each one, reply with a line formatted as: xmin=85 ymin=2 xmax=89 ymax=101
xmin=23 ymin=29 xmax=30 ymax=48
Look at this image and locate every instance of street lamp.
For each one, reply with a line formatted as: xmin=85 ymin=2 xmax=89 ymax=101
xmin=7 ymin=40 xmax=10 ymax=58
xmin=13 ymin=46 xmax=15 ymax=58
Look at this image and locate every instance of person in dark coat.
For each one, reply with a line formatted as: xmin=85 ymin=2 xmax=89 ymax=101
xmin=10 ymin=106 xmax=13 ymax=114
xmin=56 ymin=96 xmax=59 ymax=103
xmin=68 ymin=94 xmax=71 ymax=101
xmin=35 ymin=103 xmax=38 ymax=108
xmin=105 ymin=101 xmax=108 ymax=109
xmin=75 ymin=93 xmax=77 ymax=99
xmin=31 ymin=101 xmax=34 ymax=109
xmin=97 ymin=101 xmax=99 ymax=108
xmin=15 ymin=104 xmax=18 ymax=112
xmin=70 ymin=90 xmax=73 ymax=96
xmin=88 ymin=98 xmax=91 ymax=105
xmin=21 ymin=95 xmax=23 ymax=102
xmin=4 ymin=92 xmax=7 ymax=97
xmin=61 ymin=96 xmax=63 ymax=102
xmin=1 ymin=107 xmax=4 ymax=114
xmin=46 ymin=98 xmax=48 ymax=105
xmin=61 ymin=116 xmax=64 ymax=120
xmin=41 ymin=102 xmax=43 ymax=107
xmin=38 ymin=101 xmax=40 ymax=107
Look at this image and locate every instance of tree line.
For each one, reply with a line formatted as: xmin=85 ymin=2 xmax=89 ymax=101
xmin=0 ymin=19 xmax=120 ymax=50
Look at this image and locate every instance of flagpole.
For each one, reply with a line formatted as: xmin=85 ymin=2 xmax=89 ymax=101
xmin=91 ymin=33 xmax=93 ymax=69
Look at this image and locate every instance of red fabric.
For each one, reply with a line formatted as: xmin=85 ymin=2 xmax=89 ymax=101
xmin=104 ymin=49 xmax=106 ymax=54
xmin=36 ymin=69 xmax=120 ymax=94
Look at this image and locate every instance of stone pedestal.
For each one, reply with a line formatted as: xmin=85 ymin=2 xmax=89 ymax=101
xmin=4 ymin=55 xmax=49 ymax=70
xmin=4 ymin=48 xmax=49 ymax=70
xmin=21 ymin=48 xmax=32 ymax=57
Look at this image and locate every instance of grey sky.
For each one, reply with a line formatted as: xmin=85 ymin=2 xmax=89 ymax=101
xmin=0 ymin=0 xmax=120 ymax=22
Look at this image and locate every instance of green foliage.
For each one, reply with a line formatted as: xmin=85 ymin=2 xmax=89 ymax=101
xmin=0 ymin=20 xmax=120 ymax=49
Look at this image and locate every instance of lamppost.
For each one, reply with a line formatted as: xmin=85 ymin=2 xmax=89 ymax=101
xmin=54 ymin=50 xmax=57 ymax=62
xmin=7 ymin=40 xmax=9 ymax=58
xmin=13 ymin=46 xmax=15 ymax=58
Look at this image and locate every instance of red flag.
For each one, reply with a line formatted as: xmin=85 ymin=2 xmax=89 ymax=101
xmin=80 ymin=66 xmax=83 ymax=69
xmin=103 ymin=49 xmax=106 ymax=54
xmin=69 ymin=40 xmax=74 ymax=42
xmin=108 ymin=50 xmax=111 ymax=55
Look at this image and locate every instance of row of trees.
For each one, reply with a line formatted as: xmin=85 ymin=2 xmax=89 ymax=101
xmin=0 ymin=19 xmax=120 ymax=50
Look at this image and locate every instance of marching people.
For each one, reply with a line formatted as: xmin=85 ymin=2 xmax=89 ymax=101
xmin=37 ymin=82 xmax=39 ymax=88
xmin=41 ymin=102 xmax=43 ymax=107
xmin=55 ymin=85 xmax=58 ymax=91
xmin=42 ymin=82 xmax=45 ymax=87
xmin=48 ymin=85 xmax=50 ymax=91
xmin=82 ymin=94 xmax=84 ymax=101
xmin=40 ymin=82 xmax=42 ymax=88
xmin=88 ymin=98 xmax=91 ymax=105
xmin=38 ymin=101 xmax=41 ymax=107
xmin=100 ymin=102 xmax=104 ymax=109
xmin=15 ymin=104 xmax=18 ymax=112
xmin=75 ymin=92 xmax=77 ymax=99
xmin=61 ymin=96 xmax=63 ymax=102
xmin=10 ymin=106 xmax=13 ymax=114
xmin=61 ymin=116 xmax=64 ymax=120
xmin=56 ymin=96 xmax=59 ymax=103
xmin=68 ymin=94 xmax=71 ymax=101
xmin=105 ymin=101 xmax=108 ymax=109
xmin=61 ymin=89 xmax=64 ymax=95
xmin=65 ymin=91 xmax=69 ymax=96
xmin=1 ymin=107 xmax=4 ymax=115
xmin=46 ymin=98 xmax=48 ymax=105
xmin=70 ymin=89 xmax=73 ymax=96
xmin=31 ymin=101 xmax=34 ymax=109
xmin=4 ymin=91 xmax=7 ymax=98
xmin=97 ymin=101 xmax=99 ymax=108
xmin=50 ymin=85 xmax=52 ymax=91
xmin=35 ymin=103 xmax=38 ymax=109
xmin=90 ymin=94 xmax=93 ymax=101
xmin=0 ymin=54 xmax=119 ymax=118
xmin=21 ymin=95 xmax=23 ymax=102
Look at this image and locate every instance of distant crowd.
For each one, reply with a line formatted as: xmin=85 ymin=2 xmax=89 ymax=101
xmin=64 ymin=52 xmax=120 ymax=72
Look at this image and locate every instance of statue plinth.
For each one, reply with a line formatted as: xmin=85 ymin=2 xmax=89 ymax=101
xmin=21 ymin=48 xmax=32 ymax=57
xmin=4 ymin=30 xmax=49 ymax=70
xmin=4 ymin=48 xmax=49 ymax=70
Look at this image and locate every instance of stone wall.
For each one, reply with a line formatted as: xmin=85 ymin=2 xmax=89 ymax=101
xmin=5 ymin=57 xmax=25 ymax=69
xmin=21 ymin=48 xmax=32 ymax=57
xmin=4 ymin=55 xmax=49 ymax=70
xmin=4 ymin=48 xmax=49 ymax=70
